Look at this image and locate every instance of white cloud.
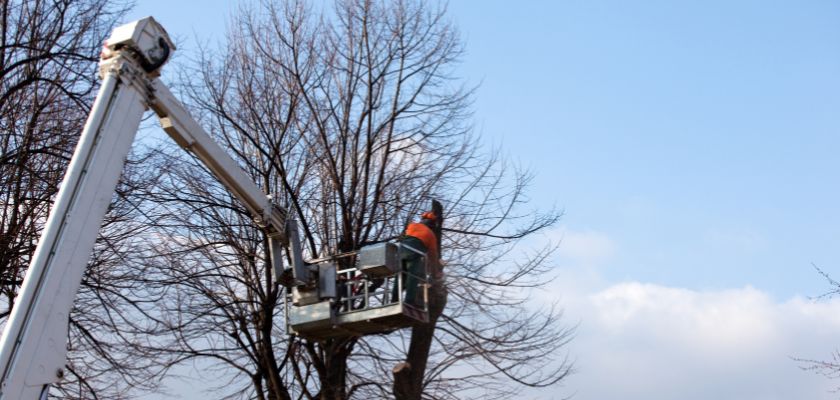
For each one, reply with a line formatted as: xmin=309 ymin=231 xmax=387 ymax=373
xmin=545 ymin=281 xmax=840 ymax=400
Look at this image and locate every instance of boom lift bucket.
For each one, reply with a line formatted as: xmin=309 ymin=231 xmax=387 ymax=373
xmin=285 ymin=241 xmax=431 ymax=340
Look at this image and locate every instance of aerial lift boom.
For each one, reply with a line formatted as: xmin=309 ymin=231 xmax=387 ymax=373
xmin=0 ymin=17 xmax=431 ymax=399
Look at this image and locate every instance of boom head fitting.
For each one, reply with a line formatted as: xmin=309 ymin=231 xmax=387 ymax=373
xmin=101 ymin=16 xmax=175 ymax=77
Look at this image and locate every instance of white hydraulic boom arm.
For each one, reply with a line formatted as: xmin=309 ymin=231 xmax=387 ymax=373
xmin=0 ymin=17 xmax=308 ymax=399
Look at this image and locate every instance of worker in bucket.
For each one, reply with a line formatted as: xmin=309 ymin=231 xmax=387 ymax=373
xmin=394 ymin=211 xmax=439 ymax=306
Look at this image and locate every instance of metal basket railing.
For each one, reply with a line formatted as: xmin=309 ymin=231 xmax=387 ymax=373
xmin=336 ymin=243 xmax=429 ymax=314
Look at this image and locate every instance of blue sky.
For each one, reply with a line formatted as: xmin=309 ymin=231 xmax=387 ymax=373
xmin=446 ymin=0 xmax=840 ymax=298
xmin=128 ymin=1 xmax=840 ymax=398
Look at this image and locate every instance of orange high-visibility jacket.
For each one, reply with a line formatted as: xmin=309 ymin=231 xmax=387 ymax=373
xmin=405 ymin=222 xmax=438 ymax=260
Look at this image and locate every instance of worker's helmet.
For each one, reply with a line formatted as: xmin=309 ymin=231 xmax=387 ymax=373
xmin=420 ymin=211 xmax=437 ymax=228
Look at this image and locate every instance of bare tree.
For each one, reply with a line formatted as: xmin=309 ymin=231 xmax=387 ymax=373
xmin=796 ymin=266 xmax=840 ymax=387
xmin=94 ymin=1 xmax=573 ymax=399
xmin=0 ymin=0 xmax=569 ymax=398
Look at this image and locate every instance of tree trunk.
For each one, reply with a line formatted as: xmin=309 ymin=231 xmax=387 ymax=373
xmin=393 ymin=201 xmax=446 ymax=400
xmin=393 ymin=261 xmax=447 ymax=399
xmin=320 ymin=340 xmax=351 ymax=400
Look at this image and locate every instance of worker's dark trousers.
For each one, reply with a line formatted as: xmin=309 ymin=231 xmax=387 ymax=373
xmin=393 ymin=236 xmax=426 ymax=306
